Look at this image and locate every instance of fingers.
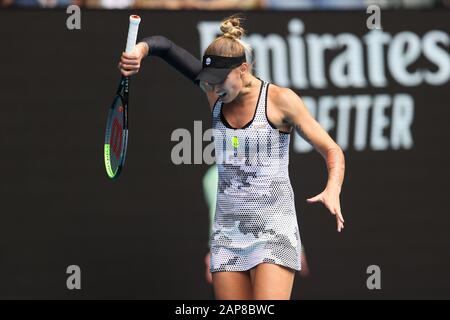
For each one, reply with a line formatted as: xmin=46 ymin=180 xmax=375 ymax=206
xmin=122 ymin=51 xmax=139 ymax=60
xmin=337 ymin=216 xmax=344 ymax=232
xmin=118 ymin=67 xmax=138 ymax=77
xmin=306 ymin=190 xmax=345 ymax=232
xmin=306 ymin=194 xmax=322 ymax=203
xmin=119 ymin=61 xmax=140 ymax=70
xmin=118 ymin=61 xmax=140 ymax=77
xmin=204 ymin=252 xmax=212 ymax=284
xmin=335 ymin=208 xmax=344 ymax=232
xmin=121 ymin=58 xmax=139 ymax=66
xmin=327 ymin=205 xmax=344 ymax=232
xmin=118 ymin=51 xmax=141 ymax=76
xmin=337 ymin=209 xmax=345 ymax=223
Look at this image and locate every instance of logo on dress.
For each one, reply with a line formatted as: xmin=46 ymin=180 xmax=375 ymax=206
xmin=253 ymin=122 xmax=266 ymax=129
xmin=231 ymin=136 xmax=239 ymax=148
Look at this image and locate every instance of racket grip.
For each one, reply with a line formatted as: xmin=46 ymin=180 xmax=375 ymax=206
xmin=125 ymin=15 xmax=141 ymax=53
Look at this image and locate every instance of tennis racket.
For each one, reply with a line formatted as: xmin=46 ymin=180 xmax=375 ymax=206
xmin=104 ymin=15 xmax=141 ymax=179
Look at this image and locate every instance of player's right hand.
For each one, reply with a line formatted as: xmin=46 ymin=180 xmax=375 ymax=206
xmin=118 ymin=42 xmax=148 ymax=77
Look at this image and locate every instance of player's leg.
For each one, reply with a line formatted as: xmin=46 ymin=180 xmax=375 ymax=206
xmin=212 ymin=271 xmax=253 ymax=300
xmin=251 ymin=263 xmax=295 ymax=300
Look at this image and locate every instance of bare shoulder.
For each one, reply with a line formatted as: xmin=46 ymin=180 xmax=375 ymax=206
xmin=268 ymin=84 xmax=310 ymax=124
xmin=266 ymin=83 xmax=300 ymax=132
xmin=268 ymin=84 xmax=300 ymax=110
xmin=269 ymin=83 xmax=338 ymax=155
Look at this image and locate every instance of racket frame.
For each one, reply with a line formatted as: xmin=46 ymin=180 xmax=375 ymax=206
xmin=104 ymin=76 xmax=129 ymax=179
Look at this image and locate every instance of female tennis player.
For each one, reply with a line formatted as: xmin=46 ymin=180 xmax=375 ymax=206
xmin=118 ymin=15 xmax=345 ymax=300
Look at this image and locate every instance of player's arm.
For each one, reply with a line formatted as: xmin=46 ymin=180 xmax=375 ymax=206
xmin=276 ymin=87 xmax=345 ymax=190
xmin=118 ymin=36 xmax=219 ymax=107
xmin=275 ymin=87 xmax=346 ymax=231
xmin=276 ymin=89 xmax=340 ymax=157
xmin=119 ymin=35 xmax=202 ymax=83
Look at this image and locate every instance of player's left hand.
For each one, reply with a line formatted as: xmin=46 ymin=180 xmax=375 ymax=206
xmin=204 ymin=252 xmax=213 ymax=284
xmin=306 ymin=186 xmax=344 ymax=232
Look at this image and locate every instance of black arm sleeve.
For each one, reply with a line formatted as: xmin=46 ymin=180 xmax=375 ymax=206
xmin=140 ymin=35 xmax=202 ymax=85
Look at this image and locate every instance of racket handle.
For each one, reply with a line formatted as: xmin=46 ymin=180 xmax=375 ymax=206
xmin=125 ymin=15 xmax=141 ymax=53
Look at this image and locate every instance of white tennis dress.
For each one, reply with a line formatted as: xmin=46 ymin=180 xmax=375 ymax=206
xmin=209 ymin=79 xmax=302 ymax=272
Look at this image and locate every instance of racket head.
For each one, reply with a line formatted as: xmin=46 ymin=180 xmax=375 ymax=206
xmin=104 ymin=78 xmax=129 ymax=179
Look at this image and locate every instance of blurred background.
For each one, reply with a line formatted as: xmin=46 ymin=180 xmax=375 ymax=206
xmin=0 ymin=0 xmax=449 ymax=299
xmin=1 ymin=0 xmax=450 ymax=9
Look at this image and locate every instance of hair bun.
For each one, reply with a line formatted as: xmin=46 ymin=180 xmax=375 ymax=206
xmin=220 ymin=16 xmax=245 ymax=40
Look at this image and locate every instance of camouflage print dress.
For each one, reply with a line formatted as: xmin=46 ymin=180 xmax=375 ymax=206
xmin=209 ymin=79 xmax=302 ymax=272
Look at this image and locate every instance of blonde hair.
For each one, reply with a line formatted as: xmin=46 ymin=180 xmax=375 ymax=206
xmin=205 ymin=14 xmax=253 ymax=66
